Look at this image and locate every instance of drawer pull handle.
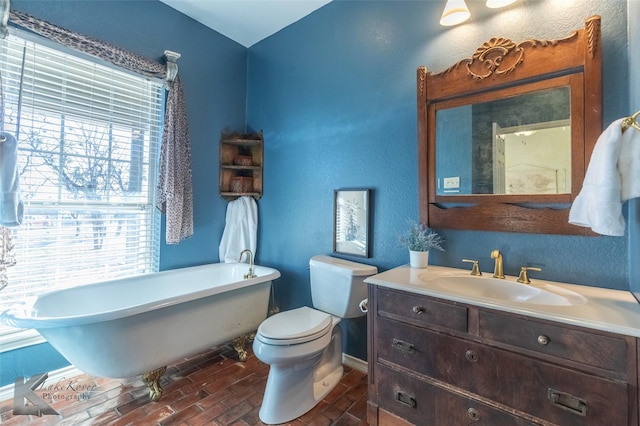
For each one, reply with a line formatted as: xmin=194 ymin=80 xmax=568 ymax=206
xmin=548 ymin=388 xmax=587 ymax=417
xmin=465 ymin=350 xmax=478 ymax=362
xmin=537 ymin=335 xmax=550 ymax=345
xmin=412 ymin=305 xmax=424 ymax=314
xmin=467 ymin=407 xmax=481 ymax=421
xmin=395 ymin=390 xmax=417 ymax=408
xmin=392 ymin=339 xmax=415 ymax=354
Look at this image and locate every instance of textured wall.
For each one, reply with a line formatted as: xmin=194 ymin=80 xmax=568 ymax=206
xmin=247 ymin=0 xmax=630 ymax=360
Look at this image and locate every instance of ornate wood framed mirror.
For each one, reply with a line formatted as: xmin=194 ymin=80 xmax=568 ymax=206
xmin=418 ymin=16 xmax=602 ymax=235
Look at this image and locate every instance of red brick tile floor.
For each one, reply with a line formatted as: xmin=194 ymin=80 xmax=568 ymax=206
xmin=0 ymin=344 xmax=368 ymax=426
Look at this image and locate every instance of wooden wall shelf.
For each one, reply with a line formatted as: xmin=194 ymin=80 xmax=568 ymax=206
xmin=219 ymin=131 xmax=263 ymax=200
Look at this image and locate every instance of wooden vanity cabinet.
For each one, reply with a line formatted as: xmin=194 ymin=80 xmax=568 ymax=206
xmin=367 ymin=285 xmax=639 ymax=426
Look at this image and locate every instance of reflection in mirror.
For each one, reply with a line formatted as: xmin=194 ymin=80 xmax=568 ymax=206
xmin=435 ymin=87 xmax=571 ymax=196
xmin=498 ymin=120 xmax=571 ymax=195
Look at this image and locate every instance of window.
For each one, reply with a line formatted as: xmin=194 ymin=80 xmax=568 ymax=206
xmin=0 ymin=32 xmax=163 ymax=346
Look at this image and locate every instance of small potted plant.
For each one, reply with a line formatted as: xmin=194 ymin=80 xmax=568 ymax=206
xmin=399 ymin=220 xmax=444 ymax=268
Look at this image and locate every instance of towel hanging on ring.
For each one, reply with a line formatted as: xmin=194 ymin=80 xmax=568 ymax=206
xmin=569 ymin=117 xmax=640 ymax=236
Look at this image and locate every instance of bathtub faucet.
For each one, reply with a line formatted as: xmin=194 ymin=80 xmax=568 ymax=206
xmin=238 ymin=249 xmax=257 ymax=279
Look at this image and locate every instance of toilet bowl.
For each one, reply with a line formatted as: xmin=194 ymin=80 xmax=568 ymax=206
xmin=253 ymin=255 xmax=377 ymax=424
xmin=253 ymin=307 xmax=343 ymax=424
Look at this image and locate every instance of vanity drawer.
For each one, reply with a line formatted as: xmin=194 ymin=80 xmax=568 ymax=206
xmin=375 ymin=362 xmax=439 ymax=425
xmin=376 ymin=317 xmax=629 ymax=425
xmin=375 ymin=316 xmax=441 ymax=377
xmin=478 ymin=310 xmax=628 ymax=374
xmin=443 ymin=331 xmax=628 ymax=425
xmin=376 ymin=288 xmax=467 ymax=333
xmin=376 ymin=363 xmax=537 ymax=426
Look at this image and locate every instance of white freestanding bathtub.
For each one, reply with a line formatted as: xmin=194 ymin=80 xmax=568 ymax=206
xmin=1 ymin=262 xmax=280 ymax=400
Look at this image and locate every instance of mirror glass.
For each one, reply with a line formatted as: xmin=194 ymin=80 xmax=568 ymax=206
xmin=435 ymin=86 xmax=571 ymax=196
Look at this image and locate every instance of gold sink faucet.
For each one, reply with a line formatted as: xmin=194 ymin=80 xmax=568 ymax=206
xmin=517 ymin=266 xmax=542 ymax=284
xmin=491 ymin=250 xmax=504 ymax=279
xmin=238 ymin=249 xmax=257 ymax=279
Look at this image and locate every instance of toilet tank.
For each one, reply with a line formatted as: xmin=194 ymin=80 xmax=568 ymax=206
xmin=309 ymin=255 xmax=378 ymax=318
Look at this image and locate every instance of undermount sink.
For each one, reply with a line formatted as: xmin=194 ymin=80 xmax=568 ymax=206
xmin=421 ymin=274 xmax=587 ymax=306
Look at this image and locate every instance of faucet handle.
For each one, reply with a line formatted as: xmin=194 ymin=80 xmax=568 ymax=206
xmin=517 ymin=266 xmax=542 ymax=284
xmin=462 ymin=259 xmax=482 ymax=276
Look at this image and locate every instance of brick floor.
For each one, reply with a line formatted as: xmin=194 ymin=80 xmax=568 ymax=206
xmin=0 ymin=344 xmax=368 ymax=425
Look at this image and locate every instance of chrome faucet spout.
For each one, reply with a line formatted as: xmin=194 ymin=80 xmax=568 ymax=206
xmin=491 ymin=249 xmax=504 ymax=279
xmin=238 ymin=249 xmax=256 ymax=279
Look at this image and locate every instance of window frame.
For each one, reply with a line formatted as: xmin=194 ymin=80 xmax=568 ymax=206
xmin=0 ymin=28 xmax=163 ymax=351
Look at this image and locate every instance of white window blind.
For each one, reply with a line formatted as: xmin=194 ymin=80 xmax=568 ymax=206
xmin=0 ymin=33 xmax=163 ymax=343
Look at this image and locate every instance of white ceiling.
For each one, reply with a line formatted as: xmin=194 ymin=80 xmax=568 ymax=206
xmin=159 ymin=0 xmax=332 ymax=47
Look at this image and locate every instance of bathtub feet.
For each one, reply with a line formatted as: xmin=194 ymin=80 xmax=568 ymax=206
xmin=142 ymin=366 xmax=167 ymax=402
xmin=232 ymin=332 xmax=256 ymax=362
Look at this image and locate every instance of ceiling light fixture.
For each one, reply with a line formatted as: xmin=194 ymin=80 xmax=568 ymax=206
xmin=439 ymin=0 xmax=471 ymax=27
xmin=486 ymin=0 xmax=517 ymax=8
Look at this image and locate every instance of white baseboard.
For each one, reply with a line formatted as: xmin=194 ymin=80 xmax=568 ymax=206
xmin=0 ymin=365 xmax=82 ymax=404
xmin=342 ymin=353 xmax=368 ymax=374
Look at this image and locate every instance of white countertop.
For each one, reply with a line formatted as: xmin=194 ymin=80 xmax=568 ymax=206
xmin=365 ymin=265 xmax=640 ymax=338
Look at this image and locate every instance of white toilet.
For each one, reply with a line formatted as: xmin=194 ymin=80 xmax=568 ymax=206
xmin=253 ymin=255 xmax=377 ymax=424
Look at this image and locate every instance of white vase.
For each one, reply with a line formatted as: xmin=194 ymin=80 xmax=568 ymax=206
xmin=409 ymin=250 xmax=429 ymax=269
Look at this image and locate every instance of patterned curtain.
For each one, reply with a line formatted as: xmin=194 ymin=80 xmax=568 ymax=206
xmin=7 ymin=9 xmax=194 ymax=244
xmin=156 ymin=75 xmax=194 ymax=243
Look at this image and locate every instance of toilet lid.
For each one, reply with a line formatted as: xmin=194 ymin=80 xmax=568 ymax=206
xmin=257 ymin=307 xmax=332 ymax=345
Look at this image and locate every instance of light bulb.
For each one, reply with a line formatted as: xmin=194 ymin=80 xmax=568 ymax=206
xmin=439 ymin=0 xmax=471 ymax=26
xmin=486 ymin=0 xmax=517 ymax=8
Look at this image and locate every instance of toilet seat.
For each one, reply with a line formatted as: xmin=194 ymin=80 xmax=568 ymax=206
xmin=256 ymin=307 xmax=332 ymax=346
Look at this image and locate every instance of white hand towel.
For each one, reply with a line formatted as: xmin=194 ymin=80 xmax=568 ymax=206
xmin=569 ymin=119 xmax=626 ymax=236
xmin=218 ymin=196 xmax=258 ymax=263
xmin=0 ymin=132 xmax=23 ymax=227
xmin=617 ymin=123 xmax=640 ymax=202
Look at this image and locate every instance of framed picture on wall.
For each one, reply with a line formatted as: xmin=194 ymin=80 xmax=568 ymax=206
xmin=333 ymin=189 xmax=371 ymax=258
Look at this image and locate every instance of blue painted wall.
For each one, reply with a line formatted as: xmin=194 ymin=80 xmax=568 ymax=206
xmin=1 ymin=0 xmax=633 ymax=386
xmin=1 ymin=0 xmax=247 ymax=387
xmin=247 ymin=0 xmax=630 ymax=360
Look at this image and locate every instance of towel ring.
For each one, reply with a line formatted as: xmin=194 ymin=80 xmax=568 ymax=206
xmin=622 ymin=110 xmax=640 ymax=133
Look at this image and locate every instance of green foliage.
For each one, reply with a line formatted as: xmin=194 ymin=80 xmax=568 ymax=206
xmin=399 ymin=220 xmax=445 ymax=252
